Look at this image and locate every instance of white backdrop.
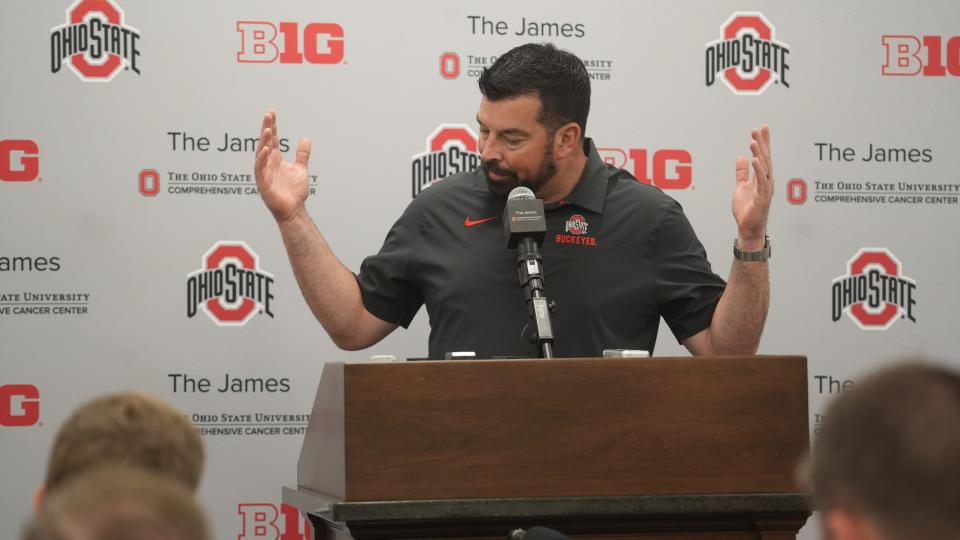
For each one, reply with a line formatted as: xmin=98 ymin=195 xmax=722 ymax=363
xmin=2 ymin=1 xmax=959 ymax=538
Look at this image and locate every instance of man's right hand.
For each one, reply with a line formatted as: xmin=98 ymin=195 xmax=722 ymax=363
xmin=255 ymin=110 xmax=312 ymax=223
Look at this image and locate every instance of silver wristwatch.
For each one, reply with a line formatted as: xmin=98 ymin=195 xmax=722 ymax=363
xmin=733 ymin=236 xmax=771 ymax=262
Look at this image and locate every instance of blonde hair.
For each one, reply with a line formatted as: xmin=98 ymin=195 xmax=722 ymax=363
xmin=26 ymin=465 xmax=210 ymax=540
xmin=44 ymin=392 xmax=203 ymax=492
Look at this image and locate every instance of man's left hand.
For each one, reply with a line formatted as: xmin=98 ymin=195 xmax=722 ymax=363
xmin=732 ymin=125 xmax=773 ymax=250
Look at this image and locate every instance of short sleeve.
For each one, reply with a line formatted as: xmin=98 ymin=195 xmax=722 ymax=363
xmin=356 ymin=202 xmax=425 ymax=328
xmin=654 ymin=199 xmax=727 ymax=342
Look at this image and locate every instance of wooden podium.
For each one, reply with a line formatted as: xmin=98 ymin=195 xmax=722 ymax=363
xmin=283 ymin=356 xmax=810 ymax=539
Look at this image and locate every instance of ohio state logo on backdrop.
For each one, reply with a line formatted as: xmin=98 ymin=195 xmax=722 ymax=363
xmin=50 ymin=0 xmax=142 ymax=82
xmin=832 ymin=248 xmax=917 ymax=330
xmin=410 ymin=124 xmax=481 ymax=198
xmin=705 ymin=12 xmax=790 ymax=95
xmin=186 ymin=242 xmax=274 ymax=327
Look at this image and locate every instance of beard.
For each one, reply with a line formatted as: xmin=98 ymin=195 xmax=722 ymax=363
xmin=483 ymin=145 xmax=558 ymax=200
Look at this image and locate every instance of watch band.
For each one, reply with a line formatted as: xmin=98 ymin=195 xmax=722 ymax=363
xmin=733 ymin=236 xmax=771 ymax=262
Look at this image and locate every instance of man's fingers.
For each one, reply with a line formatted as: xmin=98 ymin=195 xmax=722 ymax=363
xmin=295 ymin=137 xmax=311 ymax=168
xmin=256 ymin=111 xmax=272 ymax=153
xmin=735 ymin=155 xmax=750 ymax=185
xmin=254 ymin=142 xmax=270 ymax=175
xmin=752 ymin=157 xmax=769 ymax=191
xmin=265 ymin=147 xmax=282 ymax=183
xmin=752 ymin=127 xmax=773 ymax=177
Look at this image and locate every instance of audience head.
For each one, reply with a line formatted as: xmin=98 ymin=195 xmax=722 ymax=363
xmin=25 ymin=465 xmax=210 ymax=540
xmin=39 ymin=392 xmax=203 ymax=507
xmin=808 ymin=362 xmax=960 ymax=540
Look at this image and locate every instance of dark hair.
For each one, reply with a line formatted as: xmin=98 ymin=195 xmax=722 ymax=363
xmin=479 ymin=43 xmax=590 ymax=139
xmin=809 ymin=362 xmax=960 ymax=540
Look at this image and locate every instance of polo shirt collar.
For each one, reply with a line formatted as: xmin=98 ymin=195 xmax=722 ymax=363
xmin=555 ymin=138 xmax=607 ymax=214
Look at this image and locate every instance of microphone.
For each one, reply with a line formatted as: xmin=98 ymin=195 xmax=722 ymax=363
xmin=503 ymin=187 xmax=554 ymax=359
xmin=502 ymin=186 xmax=546 ymax=249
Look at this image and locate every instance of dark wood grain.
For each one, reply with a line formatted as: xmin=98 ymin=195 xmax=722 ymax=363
xmin=299 ymin=356 xmax=808 ymax=501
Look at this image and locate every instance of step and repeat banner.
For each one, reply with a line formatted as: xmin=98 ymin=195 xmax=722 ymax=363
xmin=2 ymin=1 xmax=958 ymax=538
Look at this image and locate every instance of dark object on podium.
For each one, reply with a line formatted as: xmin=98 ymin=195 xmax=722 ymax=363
xmin=284 ymin=356 xmax=811 ymax=539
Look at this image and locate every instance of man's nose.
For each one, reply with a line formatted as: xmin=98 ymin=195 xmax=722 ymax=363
xmin=480 ymin=138 xmax=501 ymax=163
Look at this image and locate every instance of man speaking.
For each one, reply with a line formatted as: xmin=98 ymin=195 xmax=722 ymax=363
xmin=254 ymin=43 xmax=774 ymax=359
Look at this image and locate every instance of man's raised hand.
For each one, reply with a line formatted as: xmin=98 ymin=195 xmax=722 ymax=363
xmin=732 ymin=124 xmax=773 ymax=248
xmin=254 ymin=110 xmax=312 ymax=223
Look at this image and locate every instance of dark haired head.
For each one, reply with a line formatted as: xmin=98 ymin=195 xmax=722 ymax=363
xmin=479 ymin=43 xmax=590 ymax=140
xmin=808 ymin=362 xmax=960 ymax=540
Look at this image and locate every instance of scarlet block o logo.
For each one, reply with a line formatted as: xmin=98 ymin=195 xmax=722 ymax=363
xmin=831 ymin=248 xmax=917 ymax=330
xmin=139 ymin=169 xmax=159 ymax=196
xmin=1 ymin=140 xmax=40 ymax=182
xmin=0 ymin=384 xmax=40 ymax=427
xmin=186 ymin=242 xmax=275 ymax=326
xmin=787 ymin=178 xmax=807 ymax=205
xmin=705 ymin=12 xmax=791 ymax=95
xmin=440 ymin=52 xmax=460 ymax=79
xmin=50 ymin=0 xmax=142 ymax=82
xmin=236 ymin=22 xmax=344 ymax=64
xmin=410 ymin=124 xmax=481 ymax=198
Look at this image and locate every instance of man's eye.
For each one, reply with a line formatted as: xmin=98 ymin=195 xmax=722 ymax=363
xmin=505 ymin=139 xmax=520 ymax=145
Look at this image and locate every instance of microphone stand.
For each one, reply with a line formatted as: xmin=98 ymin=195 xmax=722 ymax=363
xmin=516 ymin=238 xmax=554 ymax=359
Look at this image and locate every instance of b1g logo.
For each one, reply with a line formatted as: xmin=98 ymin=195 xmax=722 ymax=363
xmin=1 ymin=140 xmax=40 ymax=182
xmin=882 ymin=35 xmax=960 ymax=76
xmin=236 ymin=22 xmax=344 ymax=64
xmin=832 ymin=248 xmax=917 ymax=330
xmin=705 ymin=12 xmax=790 ymax=95
xmin=186 ymin=242 xmax=274 ymax=326
xmin=597 ymin=148 xmax=692 ymax=190
xmin=50 ymin=0 xmax=142 ymax=82
xmin=237 ymin=503 xmax=312 ymax=540
xmin=410 ymin=125 xmax=481 ymax=198
xmin=0 ymin=384 xmax=40 ymax=427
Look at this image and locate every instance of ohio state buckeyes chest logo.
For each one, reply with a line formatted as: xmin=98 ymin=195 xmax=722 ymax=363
xmin=831 ymin=248 xmax=917 ymax=330
xmin=410 ymin=124 xmax=481 ymax=199
xmin=705 ymin=12 xmax=790 ymax=95
xmin=565 ymin=214 xmax=588 ymax=235
xmin=50 ymin=0 xmax=142 ymax=82
xmin=187 ymin=242 xmax=274 ymax=326
xmin=556 ymin=214 xmax=597 ymax=247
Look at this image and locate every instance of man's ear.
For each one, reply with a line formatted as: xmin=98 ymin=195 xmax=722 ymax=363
xmin=553 ymin=122 xmax=582 ymax=159
xmin=824 ymin=508 xmax=878 ymax=540
xmin=32 ymin=486 xmax=45 ymax=514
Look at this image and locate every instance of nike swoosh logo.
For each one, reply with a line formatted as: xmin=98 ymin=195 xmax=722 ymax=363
xmin=464 ymin=216 xmax=497 ymax=227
